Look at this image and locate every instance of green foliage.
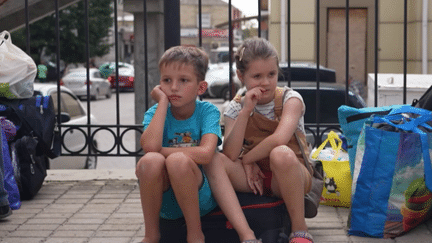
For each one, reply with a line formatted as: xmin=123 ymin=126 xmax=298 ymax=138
xmin=11 ymin=0 xmax=113 ymax=65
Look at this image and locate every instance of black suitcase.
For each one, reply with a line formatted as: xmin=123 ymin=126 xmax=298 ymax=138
xmin=160 ymin=192 xmax=291 ymax=243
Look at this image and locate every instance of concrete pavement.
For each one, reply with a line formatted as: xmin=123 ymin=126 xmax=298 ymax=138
xmin=1 ymin=169 xmax=432 ymax=243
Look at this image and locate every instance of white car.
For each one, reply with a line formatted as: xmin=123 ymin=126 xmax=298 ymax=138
xmin=60 ymin=68 xmax=112 ymax=100
xmin=205 ymin=62 xmax=243 ymax=100
xmin=33 ymin=83 xmax=98 ymax=169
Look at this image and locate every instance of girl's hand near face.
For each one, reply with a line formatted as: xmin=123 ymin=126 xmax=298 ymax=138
xmin=243 ymin=87 xmax=266 ymax=113
xmin=151 ymin=85 xmax=168 ymax=105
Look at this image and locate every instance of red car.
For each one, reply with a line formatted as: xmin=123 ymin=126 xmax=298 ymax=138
xmin=107 ymin=67 xmax=134 ymax=90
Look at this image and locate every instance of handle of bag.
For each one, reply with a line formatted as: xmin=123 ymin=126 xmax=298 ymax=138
xmin=375 ymin=112 xmax=432 ymax=191
xmin=388 ymin=105 xmax=431 ymax=116
xmin=375 ymin=112 xmax=432 ymax=132
xmin=311 ymin=131 xmax=342 ymax=162
xmin=0 ymin=31 xmax=11 ymax=43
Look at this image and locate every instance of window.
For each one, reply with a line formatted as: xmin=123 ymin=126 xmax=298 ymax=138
xmin=52 ymin=91 xmax=85 ymax=119
xmin=197 ymin=13 xmax=211 ymax=28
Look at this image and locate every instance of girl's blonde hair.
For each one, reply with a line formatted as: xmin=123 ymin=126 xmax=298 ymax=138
xmin=234 ymin=37 xmax=279 ymax=75
xmin=159 ymin=45 xmax=209 ymax=81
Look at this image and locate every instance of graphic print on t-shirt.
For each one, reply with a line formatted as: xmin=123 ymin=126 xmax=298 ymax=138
xmin=168 ymin=131 xmax=199 ymax=147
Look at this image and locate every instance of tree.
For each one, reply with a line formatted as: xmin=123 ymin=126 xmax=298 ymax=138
xmin=12 ymin=0 xmax=113 ymax=66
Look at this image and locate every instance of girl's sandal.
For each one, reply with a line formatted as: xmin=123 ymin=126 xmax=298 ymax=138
xmin=289 ymin=231 xmax=314 ymax=243
xmin=242 ymin=239 xmax=262 ymax=243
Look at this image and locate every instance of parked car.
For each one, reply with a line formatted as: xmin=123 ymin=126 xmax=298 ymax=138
xmin=60 ymin=68 xmax=112 ymax=100
xmin=205 ymin=62 xmax=336 ymax=101
xmin=107 ymin=67 xmax=135 ymax=90
xmin=220 ymin=82 xmax=366 ymax=146
xmin=33 ymin=83 xmax=98 ymax=169
xmin=205 ymin=63 xmax=242 ymax=100
xmin=278 ymin=63 xmax=337 ymax=83
xmin=99 ymin=61 xmax=134 ymax=78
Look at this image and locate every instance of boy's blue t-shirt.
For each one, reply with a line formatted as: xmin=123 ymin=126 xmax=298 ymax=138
xmin=143 ymin=100 xmax=222 ymax=148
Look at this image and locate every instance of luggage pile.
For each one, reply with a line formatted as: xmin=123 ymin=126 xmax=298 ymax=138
xmin=0 ymin=30 xmax=60 ymax=209
xmin=331 ymin=85 xmax=432 ymax=239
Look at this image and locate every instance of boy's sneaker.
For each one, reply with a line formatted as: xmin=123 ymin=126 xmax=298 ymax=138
xmin=0 ymin=205 xmax=12 ymax=219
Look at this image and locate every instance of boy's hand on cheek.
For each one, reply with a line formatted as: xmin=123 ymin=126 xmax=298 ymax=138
xmin=151 ymin=85 xmax=169 ymax=104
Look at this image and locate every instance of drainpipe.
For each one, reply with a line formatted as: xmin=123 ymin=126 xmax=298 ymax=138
xmin=422 ymin=0 xmax=428 ymax=74
xmin=281 ymin=0 xmax=287 ymax=63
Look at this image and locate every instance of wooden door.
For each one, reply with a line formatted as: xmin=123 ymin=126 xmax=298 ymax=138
xmin=327 ymin=8 xmax=367 ymax=85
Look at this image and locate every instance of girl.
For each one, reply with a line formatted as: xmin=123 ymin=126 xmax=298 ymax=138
xmin=204 ymin=37 xmax=314 ymax=243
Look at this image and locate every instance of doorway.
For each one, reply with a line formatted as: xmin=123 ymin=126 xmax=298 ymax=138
xmin=327 ymin=8 xmax=367 ymax=85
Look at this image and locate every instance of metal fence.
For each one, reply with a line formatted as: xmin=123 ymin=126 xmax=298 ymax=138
xmin=17 ymin=0 xmax=415 ymax=157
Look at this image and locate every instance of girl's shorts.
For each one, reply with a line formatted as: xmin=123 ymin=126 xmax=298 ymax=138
xmin=159 ymin=169 xmax=217 ymax=220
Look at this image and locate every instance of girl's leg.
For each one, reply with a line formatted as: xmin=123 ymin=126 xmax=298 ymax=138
xmin=269 ymin=145 xmax=311 ymax=233
xmin=135 ymin=152 xmax=170 ymax=243
xmin=165 ymin=152 xmax=205 ymax=243
xmin=203 ymin=152 xmax=257 ymax=242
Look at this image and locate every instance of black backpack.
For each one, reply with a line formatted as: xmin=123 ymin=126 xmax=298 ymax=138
xmin=0 ymin=95 xmax=60 ymax=200
xmin=412 ymin=85 xmax=432 ymax=111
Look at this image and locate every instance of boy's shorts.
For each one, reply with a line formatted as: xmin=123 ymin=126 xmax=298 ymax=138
xmin=159 ymin=168 xmax=217 ymax=220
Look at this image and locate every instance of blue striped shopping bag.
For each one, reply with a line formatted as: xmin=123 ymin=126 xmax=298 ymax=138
xmin=348 ymin=106 xmax=432 ymax=238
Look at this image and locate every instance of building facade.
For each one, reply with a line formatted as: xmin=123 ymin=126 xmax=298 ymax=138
xmin=268 ymin=0 xmax=432 ymax=85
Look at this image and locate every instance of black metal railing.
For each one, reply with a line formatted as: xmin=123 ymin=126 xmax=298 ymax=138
xmin=15 ymin=0 xmax=414 ymax=155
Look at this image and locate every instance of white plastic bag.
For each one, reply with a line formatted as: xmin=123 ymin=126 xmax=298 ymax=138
xmin=0 ymin=31 xmax=35 ymax=99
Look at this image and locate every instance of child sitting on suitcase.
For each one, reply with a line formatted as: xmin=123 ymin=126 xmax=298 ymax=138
xmin=204 ymin=37 xmax=314 ymax=243
xmin=136 ymin=45 xmax=222 ymax=243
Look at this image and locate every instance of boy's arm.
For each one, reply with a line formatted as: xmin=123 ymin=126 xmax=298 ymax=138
xmin=159 ymin=133 xmax=218 ymax=165
xmin=141 ymin=87 xmax=169 ymax=153
xmin=242 ymin=97 xmax=303 ymax=164
xmin=160 ymin=102 xmax=221 ymax=164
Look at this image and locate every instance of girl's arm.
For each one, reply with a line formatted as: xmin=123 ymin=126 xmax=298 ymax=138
xmin=160 ymin=133 xmax=219 ymax=165
xmin=140 ymin=86 xmax=169 ymax=152
xmin=242 ymin=97 xmax=303 ymax=165
xmin=222 ymin=110 xmax=250 ymax=160
xmin=223 ymin=87 xmax=264 ymax=160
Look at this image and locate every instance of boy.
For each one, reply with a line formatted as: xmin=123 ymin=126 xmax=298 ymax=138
xmin=136 ymin=45 xmax=222 ymax=243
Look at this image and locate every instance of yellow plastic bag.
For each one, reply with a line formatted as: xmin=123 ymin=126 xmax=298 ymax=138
xmin=311 ymin=131 xmax=351 ymax=207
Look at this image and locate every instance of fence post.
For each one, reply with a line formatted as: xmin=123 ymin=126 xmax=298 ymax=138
xmin=124 ymin=0 xmax=166 ymax=161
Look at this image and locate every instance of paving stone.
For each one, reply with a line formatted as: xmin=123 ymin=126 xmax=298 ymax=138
xmin=109 ymin=212 xmax=142 ymax=219
xmin=104 ymin=218 xmax=143 ymax=225
xmin=25 ymin=218 xmax=67 ymax=225
xmin=0 ymin=224 xmax=19 ymax=231
xmin=66 ymin=218 xmax=106 ymax=225
xmin=1 ymin=237 xmax=45 ymax=243
xmin=94 ymin=230 xmax=136 ymax=237
xmin=59 ymin=193 xmax=93 ymax=199
xmin=44 ymin=238 xmax=88 ymax=243
xmin=54 ymin=199 xmax=90 ymax=204
xmin=33 ymin=213 xmax=74 ymax=219
xmin=56 ymin=224 xmax=100 ymax=231
xmin=6 ymin=213 xmax=37 ymax=219
xmin=87 ymin=238 xmax=131 ymax=243
xmin=50 ymin=230 xmax=95 ymax=238
xmin=18 ymin=224 xmax=60 ymax=231
xmin=98 ymin=224 xmax=141 ymax=231
xmin=89 ymin=198 xmax=124 ymax=204
xmin=71 ymin=213 xmax=111 ymax=219
xmin=94 ymin=193 xmax=128 ymax=199
xmin=7 ymin=230 xmax=52 ymax=237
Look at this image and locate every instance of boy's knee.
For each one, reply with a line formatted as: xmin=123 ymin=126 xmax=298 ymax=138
xmin=166 ymin=152 xmax=189 ymax=168
xmin=135 ymin=152 xmax=165 ymax=178
xmin=269 ymin=145 xmax=298 ymax=169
